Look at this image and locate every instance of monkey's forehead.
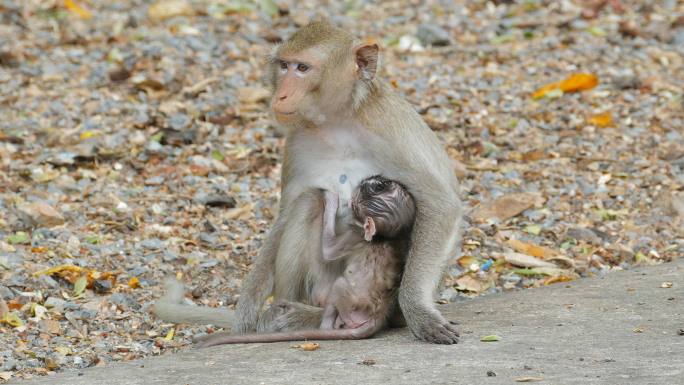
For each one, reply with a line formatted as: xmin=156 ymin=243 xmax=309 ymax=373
xmin=280 ymin=22 xmax=353 ymax=51
xmin=276 ymin=48 xmax=326 ymax=64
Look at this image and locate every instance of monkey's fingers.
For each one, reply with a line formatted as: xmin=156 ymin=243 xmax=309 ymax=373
xmin=412 ymin=317 xmax=460 ymax=344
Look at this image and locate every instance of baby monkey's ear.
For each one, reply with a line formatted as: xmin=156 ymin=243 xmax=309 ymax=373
xmin=363 ymin=217 xmax=377 ymax=241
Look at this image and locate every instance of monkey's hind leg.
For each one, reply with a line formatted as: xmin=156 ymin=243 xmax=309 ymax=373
xmin=258 ymin=300 xmax=324 ymax=332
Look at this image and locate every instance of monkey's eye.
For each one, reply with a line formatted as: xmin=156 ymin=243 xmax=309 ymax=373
xmin=279 ymin=60 xmax=288 ymax=70
xmin=296 ymin=63 xmax=310 ymax=73
xmin=372 ymin=180 xmax=390 ymax=193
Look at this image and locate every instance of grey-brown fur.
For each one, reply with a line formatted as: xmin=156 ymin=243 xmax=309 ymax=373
xmin=153 ymin=20 xmax=462 ymax=344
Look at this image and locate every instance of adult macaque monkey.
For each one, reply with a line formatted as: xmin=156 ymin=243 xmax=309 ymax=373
xmin=154 ymin=21 xmax=462 ymax=344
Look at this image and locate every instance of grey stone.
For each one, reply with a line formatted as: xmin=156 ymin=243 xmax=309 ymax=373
xmin=416 ymin=24 xmax=451 ymax=46
xmin=109 ymin=293 xmax=139 ymax=310
xmin=140 ymin=238 xmax=164 ymax=250
xmin=0 ymin=285 xmax=15 ymax=299
xmin=1 ymin=357 xmax=17 ymax=371
xmin=144 ymin=176 xmax=165 ymax=186
xmin=566 ymin=227 xmax=605 ymax=245
xmin=44 ymin=297 xmax=67 ymax=312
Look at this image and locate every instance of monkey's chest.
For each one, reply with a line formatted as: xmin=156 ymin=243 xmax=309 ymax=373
xmin=292 ymin=146 xmax=380 ymax=205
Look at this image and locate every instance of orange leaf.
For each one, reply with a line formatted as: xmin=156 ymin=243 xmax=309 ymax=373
xmin=64 ymin=0 xmax=92 ymax=19
xmin=559 ymin=73 xmax=598 ymax=92
xmin=588 ymin=112 xmax=613 ymax=127
xmin=34 ymin=265 xmax=85 ymax=277
xmin=507 ymin=239 xmax=556 ymax=258
xmin=128 ymin=277 xmax=141 ymax=289
xmin=522 ymin=149 xmax=545 ymax=162
xmin=543 ymin=275 xmax=575 ymax=285
xmin=531 ymin=82 xmax=560 ymax=99
xmin=293 ymin=342 xmax=320 ymax=351
xmin=532 ymin=73 xmax=599 ymax=99
xmin=7 ymin=300 xmax=23 ymax=311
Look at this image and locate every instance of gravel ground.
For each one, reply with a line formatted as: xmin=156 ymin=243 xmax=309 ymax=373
xmin=0 ymin=0 xmax=682 ymax=381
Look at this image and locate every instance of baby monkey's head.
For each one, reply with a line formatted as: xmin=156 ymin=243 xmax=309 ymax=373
xmin=351 ymin=175 xmax=416 ymax=242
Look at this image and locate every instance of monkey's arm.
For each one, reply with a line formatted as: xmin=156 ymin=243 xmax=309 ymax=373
xmin=321 ymin=191 xmax=357 ymax=261
xmin=398 ymin=180 xmax=461 ymax=344
xmin=233 ymin=217 xmax=285 ymax=333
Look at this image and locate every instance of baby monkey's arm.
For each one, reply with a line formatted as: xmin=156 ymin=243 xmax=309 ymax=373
xmin=322 ymin=191 xmax=359 ymax=261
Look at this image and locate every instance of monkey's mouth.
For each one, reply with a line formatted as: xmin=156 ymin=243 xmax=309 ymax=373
xmin=274 ymin=109 xmax=296 ymax=116
xmin=274 ymin=111 xmax=298 ymax=123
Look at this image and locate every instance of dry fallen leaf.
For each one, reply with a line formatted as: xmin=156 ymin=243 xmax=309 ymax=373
xmin=480 ymin=335 xmax=501 ymax=342
xmin=164 ymin=328 xmax=175 ymax=341
xmin=31 ymin=303 xmax=48 ymax=322
xmin=128 ymin=277 xmax=141 ymax=289
xmin=455 ymin=275 xmax=484 ymax=292
xmin=502 ymin=252 xmax=557 ymax=269
xmin=559 ymin=73 xmax=599 ymax=92
xmin=0 ymin=372 xmax=13 ymax=381
xmin=0 ymin=297 xmax=8 ymax=318
xmin=532 ymin=73 xmax=599 ymax=99
xmin=543 ymin=275 xmax=575 ymax=285
xmin=148 ymin=0 xmax=194 ymax=20
xmin=34 ymin=264 xmax=85 ymax=277
xmin=40 ymin=319 xmax=62 ymax=335
xmin=54 ymin=346 xmax=71 ymax=355
xmin=35 ymin=265 xmax=119 ymax=291
xmin=588 ymin=112 xmax=613 ymax=127
xmin=507 ymin=239 xmax=557 ymax=258
xmin=661 ymin=282 xmax=673 ymax=288
xmin=0 ymin=312 xmax=23 ymax=328
xmin=64 ymin=0 xmax=92 ymax=19
xmin=515 ymin=377 xmax=544 ymax=382
xmin=471 ymin=193 xmax=542 ymax=222
xmin=224 ymin=203 xmax=255 ymax=220
xmin=73 ymin=275 xmax=88 ymax=296
xmin=292 ymin=342 xmax=320 ymax=351
xmin=522 ymin=149 xmax=546 ymax=162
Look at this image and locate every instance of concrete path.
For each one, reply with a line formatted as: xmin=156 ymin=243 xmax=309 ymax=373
xmin=16 ymin=259 xmax=684 ymax=385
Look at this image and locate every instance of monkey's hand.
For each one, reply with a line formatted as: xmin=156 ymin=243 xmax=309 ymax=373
xmin=400 ymin=296 xmax=460 ymax=344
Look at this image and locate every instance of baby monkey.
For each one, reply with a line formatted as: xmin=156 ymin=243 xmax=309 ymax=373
xmin=196 ymin=175 xmax=415 ymax=347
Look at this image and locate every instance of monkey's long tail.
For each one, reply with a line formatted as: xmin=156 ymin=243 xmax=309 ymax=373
xmin=194 ymin=322 xmax=379 ymax=348
xmin=152 ymin=278 xmax=234 ymax=329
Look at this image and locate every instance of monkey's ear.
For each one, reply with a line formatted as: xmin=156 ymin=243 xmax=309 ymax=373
xmin=363 ymin=217 xmax=377 ymax=241
xmin=354 ymin=43 xmax=379 ymax=80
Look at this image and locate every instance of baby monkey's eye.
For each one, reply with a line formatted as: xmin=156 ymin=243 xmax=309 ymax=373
xmin=296 ymin=63 xmax=310 ymax=72
xmin=376 ymin=180 xmax=391 ymax=192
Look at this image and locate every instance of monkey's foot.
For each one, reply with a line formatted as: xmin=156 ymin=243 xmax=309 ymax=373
xmin=234 ymin=303 xmax=260 ymax=334
xmin=409 ymin=313 xmax=460 ymax=344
